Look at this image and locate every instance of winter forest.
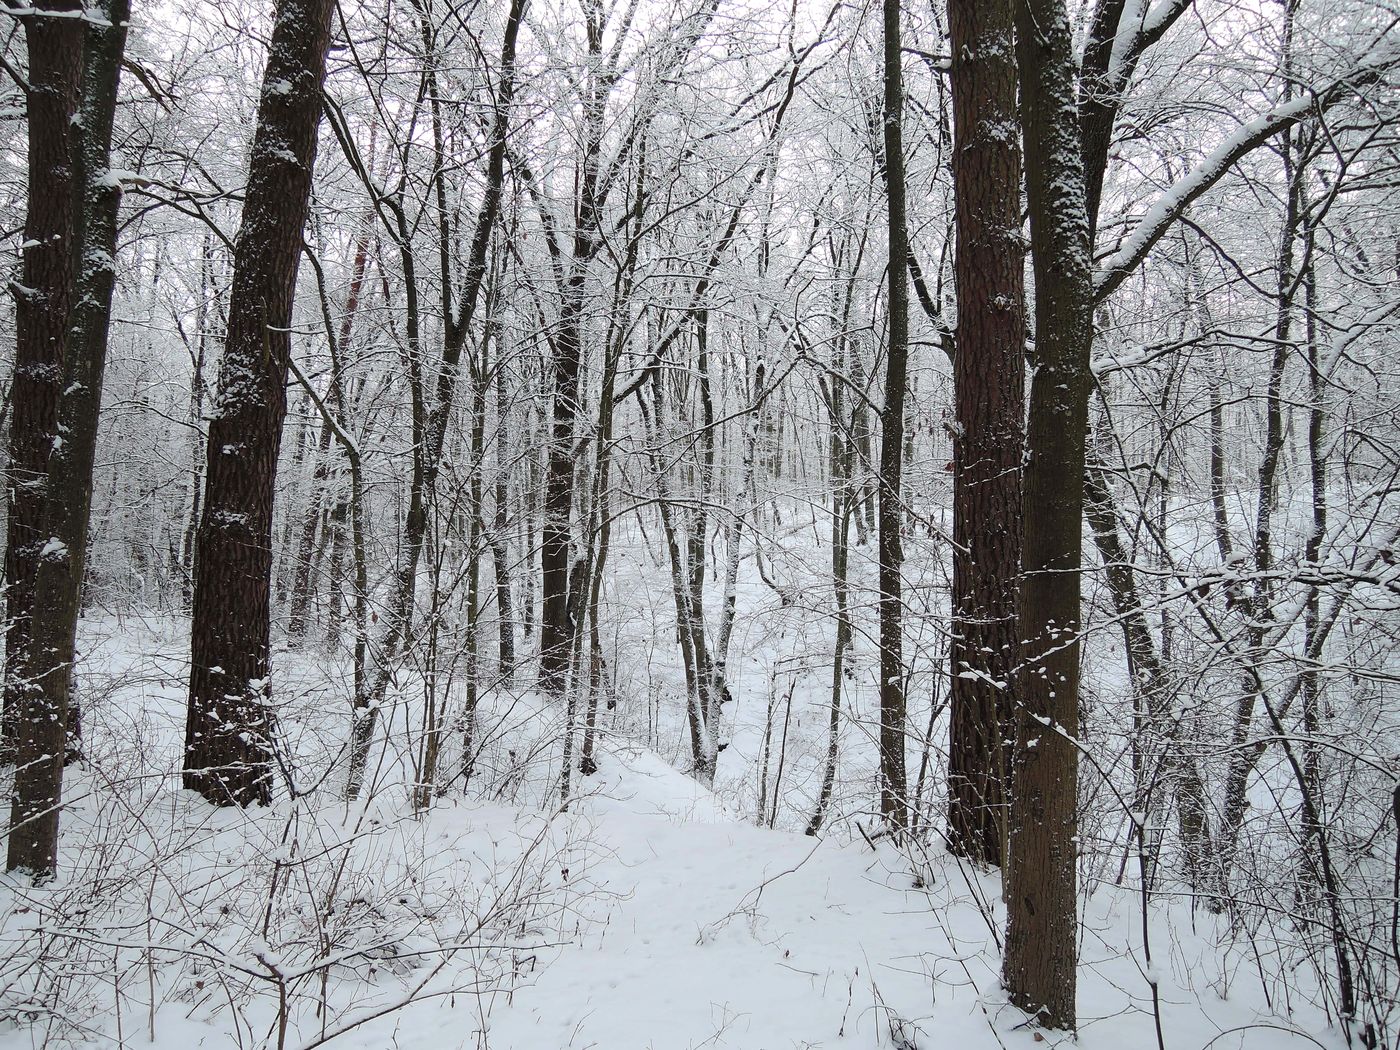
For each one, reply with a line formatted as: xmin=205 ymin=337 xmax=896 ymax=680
xmin=0 ymin=0 xmax=1397 ymax=1046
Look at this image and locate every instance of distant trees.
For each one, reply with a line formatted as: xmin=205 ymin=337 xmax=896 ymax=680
xmin=338 ymin=0 xmax=526 ymax=801
xmin=183 ymin=0 xmax=335 ymax=805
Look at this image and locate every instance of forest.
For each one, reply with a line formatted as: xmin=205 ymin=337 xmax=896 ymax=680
xmin=0 ymin=0 xmax=1397 ymax=1047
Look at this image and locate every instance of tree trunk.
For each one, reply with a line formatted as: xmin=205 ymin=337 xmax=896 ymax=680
xmin=539 ymin=46 xmax=605 ymax=693
xmin=1004 ymin=0 xmax=1093 ymax=1029
xmin=641 ymin=386 xmax=717 ymax=784
xmin=1 ymin=1 xmax=84 ymax=758
xmin=184 ymin=0 xmax=334 ymax=807
xmin=945 ymin=0 xmax=1025 ymax=868
xmin=807 ymin=351 xmax=854 ymax=837
xmin=876 ymin=0 xmax=909 ymax=829
xmin=7 ymin=0 xmax=127 ymax=877
xmin=179 ymin=234 xmax=215 ymax=609
xmin=491 ymin=358 xmax=516 ymax=683
xmin=1219 ymin=93 xmax=1302 ymax=865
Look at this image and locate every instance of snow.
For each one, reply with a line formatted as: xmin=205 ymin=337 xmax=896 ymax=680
xmin=95 ymin=169 xmax=146 ymax=189
xmin=0 ymin=618 xmax=1351 ymax=1050
xmin=38 ymin=537 xmax=68 ymax=560
xmin=1095 ymin=45 xmax=1400 ymax=302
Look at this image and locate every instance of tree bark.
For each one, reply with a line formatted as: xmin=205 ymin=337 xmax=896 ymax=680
xmin=7 ymin=0 xmax=127 ymax=878
xmin=539 ymin=5 xmax=606 ymax=695
xmin=184 ymin=0 xmax=334 ymax=806
xmin=1 ymin=0 xmax=84 ymax=758
xmin=1004 ymin=0 xmax=1093 ymax=1028
xmin=876 ymin=0 xmax=909 ymax=829
xmin=945 ymin=0 xmax=1025 ymax=868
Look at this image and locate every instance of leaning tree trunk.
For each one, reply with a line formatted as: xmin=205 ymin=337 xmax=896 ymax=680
xmin=945 ymin=0 xmax=1025 ymax=868
xmin=1083 ymin=458 xmax=1214 ymax=881
xmin=6 ymin=0 xmax=127 ymax=878
xmin=1003 ymin=0 xmax=1093 ymax=1030
xmin=1 ymin=0 xmax=84 ymax=758
xmin=876 ymin=0 xmax=910 ymax=829
xmin=183 ymin=0 xmax=334 ymax=807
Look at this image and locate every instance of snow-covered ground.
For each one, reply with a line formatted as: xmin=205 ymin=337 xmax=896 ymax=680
xmin=0 ymin=604 xmax=1353 ymax=1050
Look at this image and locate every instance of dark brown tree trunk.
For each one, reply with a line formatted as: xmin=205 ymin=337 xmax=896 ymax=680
xmin=876 ymin=0 xmax=909 ymax=829
xmin=7 ymin=0 xmax=127 ymax=878
xmin=945 ymin=0 xmax=1025 ymax=868
xmin=183 ymin=0 xmax=334 ymax=807
xmin=1 ymin=1 xmax=84 ymax=757
xmin=539 ymin=11 xmax=607 ymax=694
xmin=539 ymin=286 xmax=587 ymax=694
xmin=1004 ymin=0 xmax=1093 ymax=1029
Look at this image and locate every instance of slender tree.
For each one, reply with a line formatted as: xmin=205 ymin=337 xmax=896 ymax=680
xmin=876 ymin=0 xmax=909 ymax=829
xmin=183 ymin=0 xmax=335 ymax=806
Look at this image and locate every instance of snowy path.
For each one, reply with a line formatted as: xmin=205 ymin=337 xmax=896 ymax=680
xmin=388 ymin=743 xmax=1346 ymax=1050
xmin=0 ymin=620 xmax=1348 ymax=1049
xmin=439 ymin=746 xmax=997 ymax=1050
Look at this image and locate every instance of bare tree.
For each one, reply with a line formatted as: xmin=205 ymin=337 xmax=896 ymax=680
xmin=876 ymin=0 xmax=909 ymax=830
xmin=1002 ymin=0 xmax=1093 ymax=1028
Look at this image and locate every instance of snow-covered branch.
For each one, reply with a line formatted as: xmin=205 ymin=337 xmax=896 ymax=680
xmin=1094 ymin=49 xmax=1398 ymax=302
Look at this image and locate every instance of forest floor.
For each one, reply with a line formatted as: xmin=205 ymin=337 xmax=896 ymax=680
xmin=0 ymin=612 xmax=1350 ymax=1050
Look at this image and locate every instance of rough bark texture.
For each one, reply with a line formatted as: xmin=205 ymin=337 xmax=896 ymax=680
xmin=1004 ymin=0 xmax=1093 ymax=1029
xmin=6 ymin=0 xmax=127 ymax=878
xmin=876 ymin=0 xmax=909 ymax=828
xmin=1 ymin=1 xmax=84 ymax=756
xmin=945 ymin=0 xmax=1025 ymax=868
xmin=184 ymin=0 xmax=334 ymax=806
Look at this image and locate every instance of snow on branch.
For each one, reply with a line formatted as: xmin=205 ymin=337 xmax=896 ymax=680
xmin=1093 ymin=49 xmax=1398 ymax=303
